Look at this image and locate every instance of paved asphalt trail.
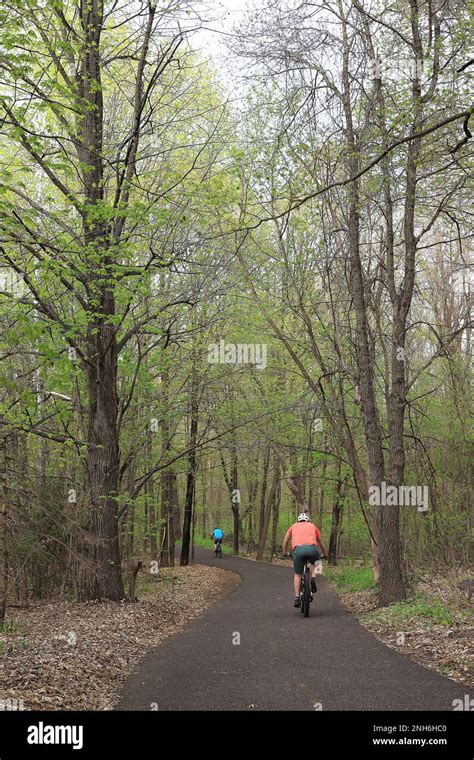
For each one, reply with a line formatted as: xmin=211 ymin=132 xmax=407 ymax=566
xmin=117 ymin=548 xmax=466 ymax=711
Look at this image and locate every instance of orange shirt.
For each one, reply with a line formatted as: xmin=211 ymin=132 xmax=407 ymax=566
xmin=288 ymin=522 xmax=321 ymax=549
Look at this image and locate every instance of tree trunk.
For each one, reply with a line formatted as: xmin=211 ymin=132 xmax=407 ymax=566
xmin=0 ymin=428 xmax=9 ymax=628
xmin=318 ymin=460 xmax=327 ymax=526
xmin=231 ymin=449 xmax=239 ymax=554
xmin=259 ymin=446 xmax=270 ymax=541
xmin=143 ymin=428 xmax=158 ymax=559
xmin=160 ymin=469 xmax=176 ymax=567
xmin=270 ymin=473 xmax=281 ymax=559
xmin=256 ymin=455 xmax=280 ymax=561
xmin=191 ymin=487 xmax=196 ymax=561
xmin=220 ymin=445 xmax=239 ymax=554
xmin=79 ymin=0 xmax=124 ymax=602
xmin=159 ymin=366 xmax=177 ymax=567
xmin=181 ymin=374 xmax=199 ymax=566
xmin=128 ymin=561 xmax=142 ymax=602
xmin=328 ymin=468 xmax=345 ymax=566
xmin=85 ymin=348 xmax=124 ymax=601
xmin=339 ymin=6 xmax=403 ymax=603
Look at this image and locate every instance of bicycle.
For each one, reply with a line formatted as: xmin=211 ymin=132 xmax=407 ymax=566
xmin=214 ymin=540 xmax=222 ymax=559
xmin=300 ymin=557 xmax=313 ymax=617
xmin=286 ymin=552 xmax=327 ymax=618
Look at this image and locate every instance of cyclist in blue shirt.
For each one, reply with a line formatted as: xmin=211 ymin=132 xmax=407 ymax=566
xmin=210 ymin=526 xmax=224 ymax=554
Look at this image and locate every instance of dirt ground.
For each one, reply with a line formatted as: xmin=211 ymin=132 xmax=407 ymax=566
xmin=0 ymin=564 xmax=239 ymax=710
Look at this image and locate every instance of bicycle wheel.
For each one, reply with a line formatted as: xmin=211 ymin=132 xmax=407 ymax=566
xmin=299 ymin=573 xmax=306 ymax=614
xmin=217 ymin=544 xmax=222 ymax=558
xmin=302 ymin=566 xmax=311 ymax=617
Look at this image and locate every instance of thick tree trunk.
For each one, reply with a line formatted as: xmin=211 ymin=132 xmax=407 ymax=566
xmin=86 ymin=348 xmax=124 ymax=600
xmin=378 ymin=0 xmax=423 ymax=606
xmin=339 ymin=6 xmax=403 ymax=603
xmin=78 ymin=0 xmax=124 ymax=602
xmin=356 ymin=0 xmax=413 ymax=603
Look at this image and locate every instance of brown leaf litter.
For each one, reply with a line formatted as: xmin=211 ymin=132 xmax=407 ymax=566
xmin=0 ymin=564 xmax=239 ymax=711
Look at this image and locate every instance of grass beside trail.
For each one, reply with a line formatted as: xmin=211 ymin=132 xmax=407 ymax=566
xmin=325 ymin=561 xmax=469 ymax=626
xmin=325 ymin=562 xmax=377 ymax=592
xmin=361 ymin=593 xmax=470 ymax=628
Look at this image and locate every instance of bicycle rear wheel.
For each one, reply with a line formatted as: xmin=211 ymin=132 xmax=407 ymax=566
xmin=302 ymin=566 xmax=311 ymax=617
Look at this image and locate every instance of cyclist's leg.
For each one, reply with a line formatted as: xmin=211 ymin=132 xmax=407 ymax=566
xmin=305 ymin=545 xmax=321 ymax=591
xmin=292 ymin=547 xmax=306 ymax=600
xmin=309 ymin=546 xmax=322 ymax=577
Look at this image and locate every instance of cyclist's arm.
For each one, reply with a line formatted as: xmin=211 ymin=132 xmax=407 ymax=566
xmin=318 ymin=535 xmax=328 ymax=555
xmin=282 ymin=528 xmax=292 ymax=554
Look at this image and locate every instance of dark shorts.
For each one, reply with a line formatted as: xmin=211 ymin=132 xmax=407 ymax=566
xmin=293 ymin=544 xmax=321 ymax=574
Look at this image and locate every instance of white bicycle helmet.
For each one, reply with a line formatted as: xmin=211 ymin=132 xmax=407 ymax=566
xmin=297 ymin=512 xmax=310 ymax=522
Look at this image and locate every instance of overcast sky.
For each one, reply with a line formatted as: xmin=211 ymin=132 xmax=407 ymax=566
xmin=191 ymin=1 xmax=251 ymax=74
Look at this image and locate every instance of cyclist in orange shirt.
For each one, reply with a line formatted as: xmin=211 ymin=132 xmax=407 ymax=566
xmin=282 ymin=513 xmax=328 ymax=607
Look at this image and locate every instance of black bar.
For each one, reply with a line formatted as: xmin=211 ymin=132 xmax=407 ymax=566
xmin=0 ymin=710 xmax=471 ymax=758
